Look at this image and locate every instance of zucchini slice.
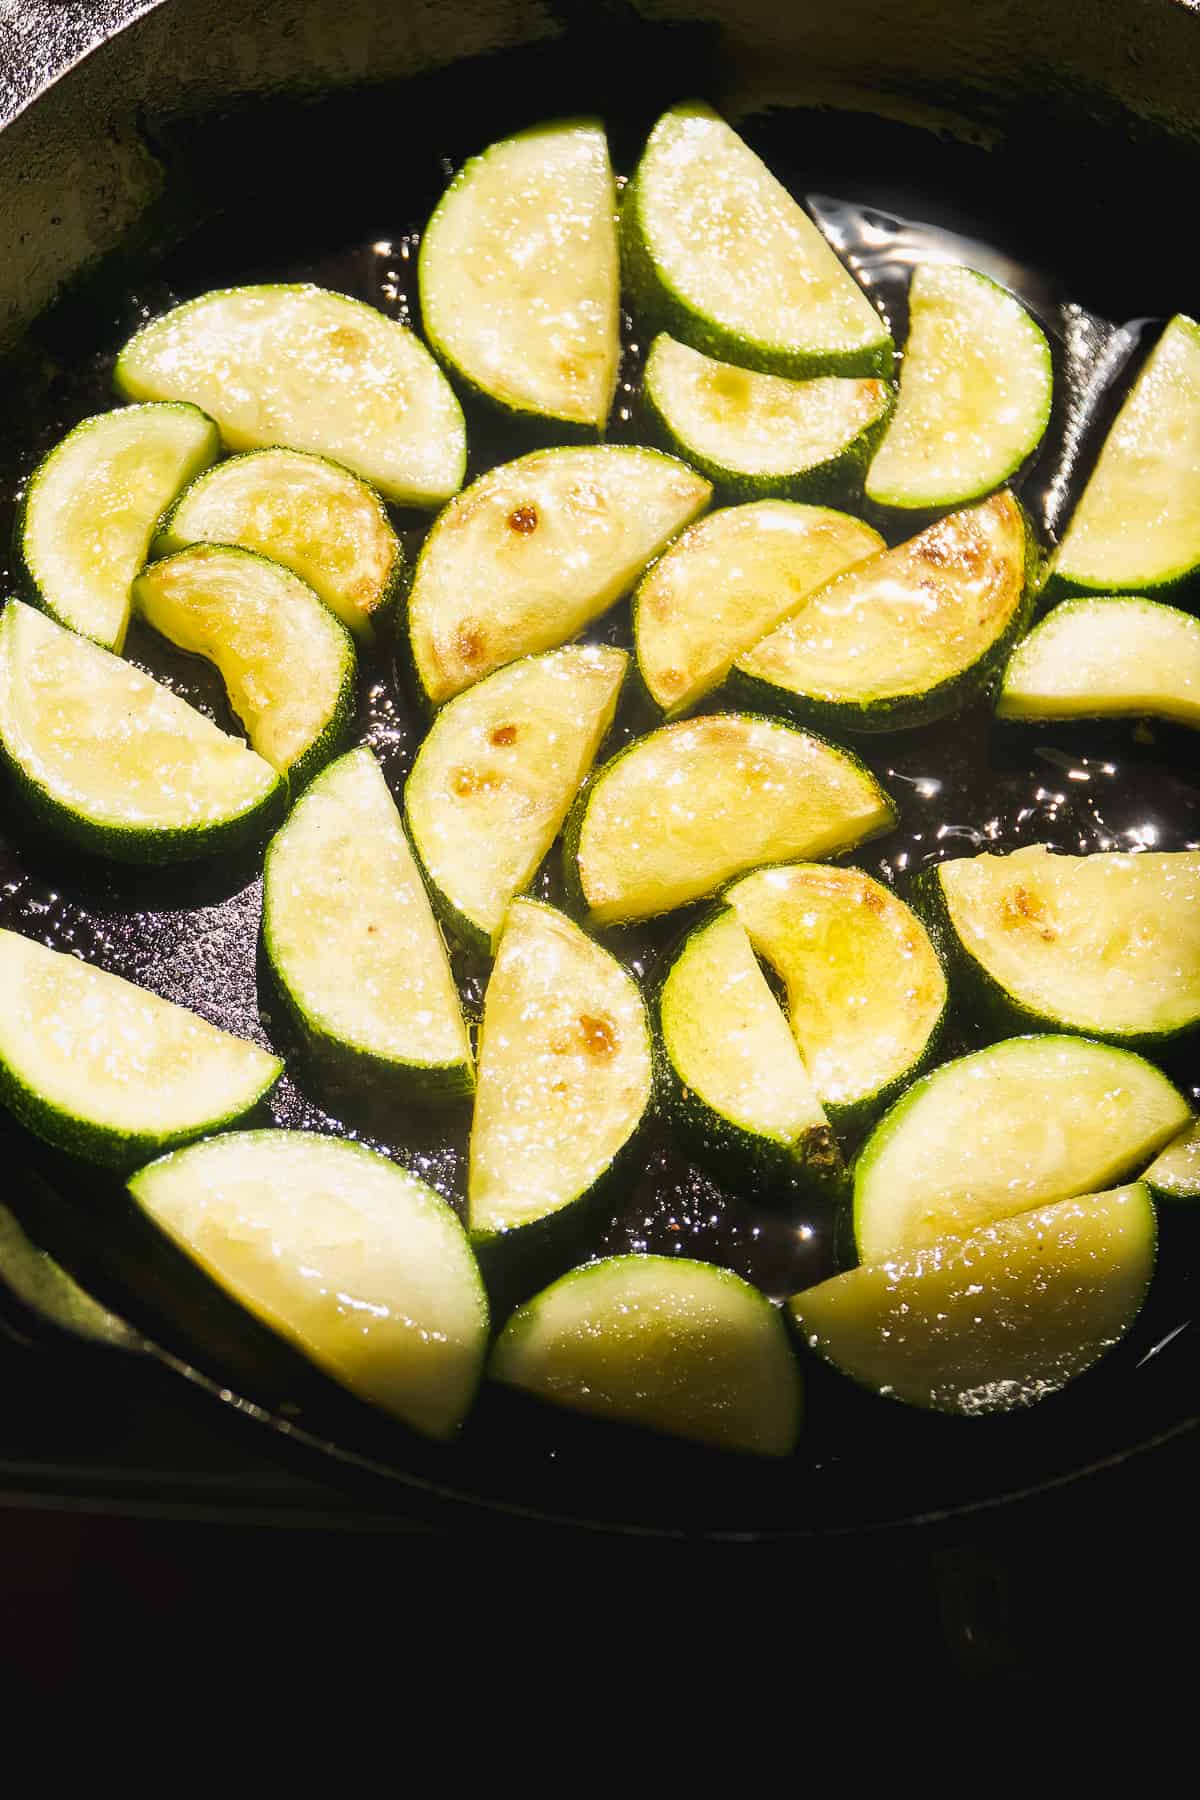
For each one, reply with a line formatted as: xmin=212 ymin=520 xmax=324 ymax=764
xmin=407 ymin=445 xmax=710 ymax=706
xmin=468 ymin=900 xmax=653 ymax=1244
xmin=792 ymin=1184 xmax=1155 ymax=1416
xmin=0 ymin=600 xmax=283 ymax=863
xmin=726 ymin=862 xmax=947 ymax=1133
xmin=418 ymin=119 xmax=620 ymax=432
xmin=128 ymin=1131 xmax=488 ymax=1439
xmin=133 ymin=545 xmax=356 ymax=787
xmin=0 ymin=930 xmax=282 ymax=1168
xmin=1048 ymin=314 xmax=1200 ymax=601
xmin=491 ymin=1253 xmax=803 ymax=1456
xmin=864 ymin=264 xmax=1052 ymax=511
xmin=404 ymin=644 xmax=627 ymax=953
xmin=853 ymin=1034 xmax=1190 ymax=1263
xmin=641 ymin=333 xmax=893 ymax=503
xmin=115 ymin=284 xmax=466 ymax=508
xmin=566 ymin=713 xmax=897 ymax=929
xmin=262 ymin=748 xmax=472 ymax=1099
xmin=1143 ymin=1119 xmax=1200 ymax=1206
xmin=157 ymin=448 xmax=402 ymax=643
xmin=15 ymin=402 xmax=219 ymax=654
xmin=732 ymin=489 xmax=1035 ymax=732
xmin=634 ymin=501 xmax=884 ymax=717
xmin=658 ymin=909 xmax=842 ymax=1195
xmin=921 ymin=844 xmax=1200 ymax=1050
xmin=622 ymin=102 xmax=892 ymax=381
xmin=996 ymin=596 xmax=1200 ymax=729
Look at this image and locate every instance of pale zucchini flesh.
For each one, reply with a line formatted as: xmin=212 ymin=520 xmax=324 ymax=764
xmin=468 ymin=900 xmax=653 ymax=1240
xmin=733 ymin=489 xmax=1033 ymax=730
xmin=853 ymin=1034 xmax=1190 ymax=1263
xmin=726 ymin=862 xmax=947 ymax=1127
xmin=133 ymin=545 xmax=356 ymax=785
xmin=932 ymin=844 xmax=1200 ymax=1045
xmin=569 ymin=713 xmax=897 ymax=928
xmin=865 ymin=263 xmax=1052 ymax=510
xmin=0 ymin=930 xmax=282 ymax=1168
xmin=997 ymin=596 xmax=1200 ymax=728
xmin=16 ymin=402 xmax=219 ymax=653
xmin=262 ymin=748 xmax=472 ymax=1095
xmin=642 ymin=332 xmax=893 ymax=500
xmin=128 ymin=1131 xmax=488 ymax=1439
xmin=1143 ymin=1118 xmax=1200 ymax=1204
xmin=115 ymin=283 xmax=466 ymax=508
xmin=634 ymin=501 xmax=884 ymax=715
xmin=793 ymin=1184 xmax=1155 ymax=1416
xmin=0 ymin=600 xmax=283 ymax=862
xmin=623 ymin=103 xmax=892 ymax=380
xmin=157 ymin=448 xmax=402 ymax=642
xmin=419 ymin=119 xmax=620 ymax=430
xmin=658 ymin=910 xmax=840 ymax=1191
xmin=491 ymin=1253 xmax=803 ymax=1456
xmin=407 ymin=445 xmax=710 ymax=706
xmin=404 ymin=644 xmax=627 ymax=951
xmin=1050 ymin=314 xmax=1200 ymax=598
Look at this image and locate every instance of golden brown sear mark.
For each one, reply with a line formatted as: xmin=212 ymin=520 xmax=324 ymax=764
xmin=1001 ymin=884 xmax=1056 ymax=941
xmin=507 ymin=503 xmax=539 ymax=535
xmin=455 ymin=621 xmax=486 ymax=665
xmin=489 ymin=723 xmax=519 ymax=747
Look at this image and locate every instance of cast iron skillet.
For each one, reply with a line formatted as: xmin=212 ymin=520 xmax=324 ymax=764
xmin=0 ymin=0 xmax=1197 ymax=1538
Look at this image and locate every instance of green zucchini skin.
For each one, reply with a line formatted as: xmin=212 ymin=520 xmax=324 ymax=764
xmin=638 ymin=338 xmax=895 ymax=507
xmin=620 ymin=180 xmax=893 ymax=384
xmin=651 ymin=908 xmax=847 ymax=1203
xmin=910 ymin=859 xmax=1199 ymax=1058
xmin=728 ymin=494 xmax=1041 ymax=734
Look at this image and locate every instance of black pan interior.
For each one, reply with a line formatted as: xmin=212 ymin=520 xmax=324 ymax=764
xmin=0 ymin=1 xmax=1197 ymax=1536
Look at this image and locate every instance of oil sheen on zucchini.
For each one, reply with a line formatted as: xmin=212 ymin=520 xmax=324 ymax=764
xmin=996 ymin=596 xmax=1200 ymax=729
xmin=1047 ymin=314 xmax=1200 ymax=601
xmin=726 ymin=861 xmax=947 ymax=1133
xmin=566 ymin=713 xmax=897 ymax=928
xmin=407 ymin=445 xmax=710 ymax=706
xmin=133 ymin=545 xmax=356 ymax=788
xmin=468 ymin=900 xmax=652 ymax=1246
xmin=15 ymin=402 xmax=219 ymax=653
xmin=920 ymin=844 xmax=1200 ymax=1049
xmin=622 ymin=102 xmax=892 ymax=381
xmin=1142 ymin=1119 xmax=1200 ymax=1206
xmin=658 ymin=909 xmax=842 ymax=1195
xmin=0 ymin=930 xmax=282 ymax=1169
xmin=157 ymin=448 xmax=403 ymax=643
xmin=404 ymin=644 xmax=627 ymax=953
xmin=128 ymin=1131 xmax=489 ymax=1439
xmin=865 ymin=263 xmax=1052 ymax=511
xmin=491 ymin=1253 xmax=803 ymax=1456
xmin=732 ymin=489 xmax=1034 ymax=731
xmin=634 ymin=501 xmax=883 ymax=716
xmin=419 ymin=119 xmax=620 ymax=432
xmin=262 ymin=748 xmax=472 ymax=1099
xmin=0 ymin=600 xmax=283 ymax=863
xmin=792 ymin=1183 xmax=1155 ymax=1416
xmin=853 ymin=1034 xmax=1190 ymax=1263
xmin=641 ymin=333 xmax=893 ymax=503
xmin=115 ymin=283 xmax=466 ymax=508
